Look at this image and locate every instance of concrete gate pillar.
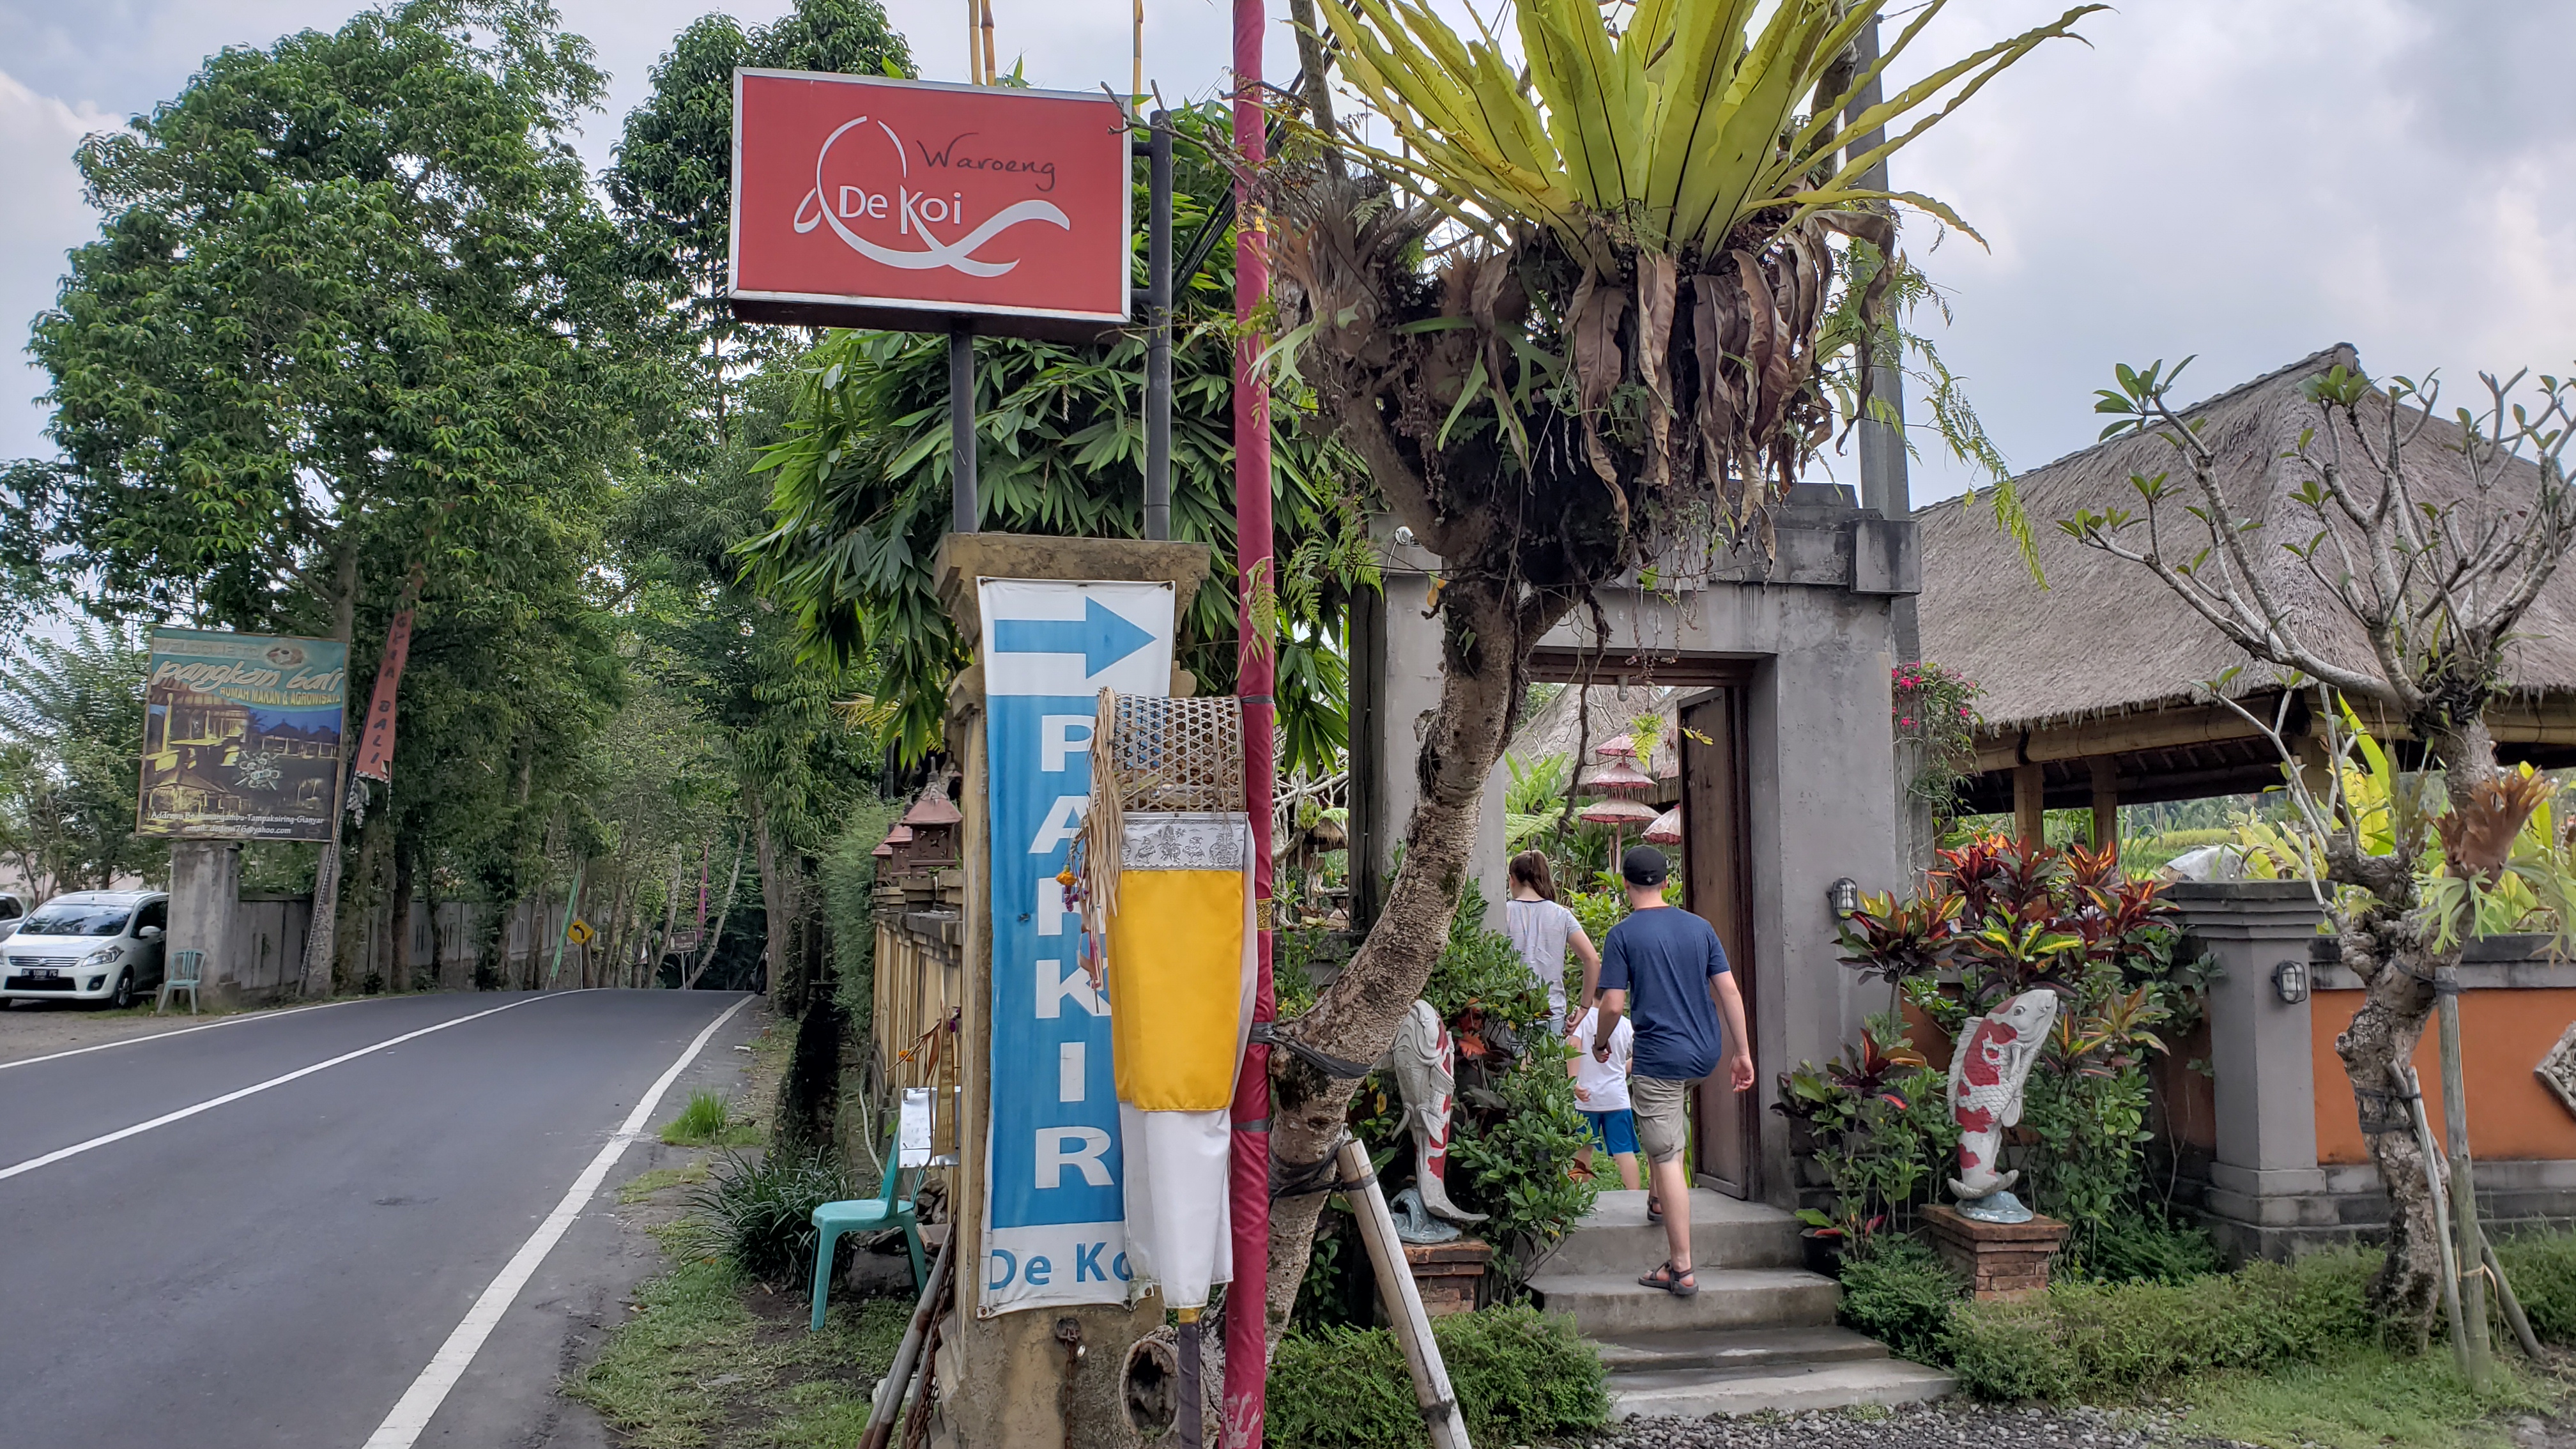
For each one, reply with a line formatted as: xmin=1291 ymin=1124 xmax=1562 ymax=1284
xmin=2167 ymin=881 xmax=2332 ymax=1260
xmin=167 ymin=841 xmax=241 ymax=1004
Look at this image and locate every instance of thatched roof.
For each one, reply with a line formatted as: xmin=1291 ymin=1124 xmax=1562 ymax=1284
xmin=1508 ymin=682 xmax=1679 ymax=782
xmin=1919 ymin=344 xmax=2576 ymax=735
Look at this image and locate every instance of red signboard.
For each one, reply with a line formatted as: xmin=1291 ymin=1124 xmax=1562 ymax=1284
xmin=730 ymin=70 xmax=1132 ymax=340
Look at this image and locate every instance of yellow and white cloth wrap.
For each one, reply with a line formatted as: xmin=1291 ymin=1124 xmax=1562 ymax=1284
xmin=1104 ymin=810 xmax=1257 ymax=1312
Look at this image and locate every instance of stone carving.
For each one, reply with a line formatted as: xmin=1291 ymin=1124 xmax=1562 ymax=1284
xmin=1379 ymin=1000 xmax=1487 ymax=1230
xmin=2539 ymin=1020 xmax=2576 ymax=1121
xmin=1947 ymin=988 xmax=2061 ymax=1224
xmin=1387 ymin=1186 xmax=1461 ymax=1245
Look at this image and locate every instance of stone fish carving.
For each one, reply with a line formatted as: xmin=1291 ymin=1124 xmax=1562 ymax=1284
xmin=1948 ymin=988 xmax=2060 ymax=1223
xmin=1379 ymin=1000 xmax=1485 ymax=1232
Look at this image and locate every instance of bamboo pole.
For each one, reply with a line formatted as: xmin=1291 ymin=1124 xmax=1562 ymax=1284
xmin=965 ymin=0 xmax=981 ymax=82
xmin=2398 ymin=1064 xmax=2469 ymax=1371
xmin=2482 ymin=1236 xmax=2545 ymax=1361
xmin=978 ymin=0 xmax=996 ymax=86
xmin=861 ymin=1232 xmax=955 ymax=1449
xmin=1337 ymin=1138 xmax=1471 ymax=1449
xmin=2435 ymin=976 xmax=2495 ymax=1385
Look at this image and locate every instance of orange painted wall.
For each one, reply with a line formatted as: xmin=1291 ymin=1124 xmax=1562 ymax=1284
xmin=2312 ymin=988 xmax=2576 ymax=1164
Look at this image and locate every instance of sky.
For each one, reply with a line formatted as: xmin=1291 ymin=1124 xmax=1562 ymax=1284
xmin=0 ymin=0 xmax=2569 ymax=511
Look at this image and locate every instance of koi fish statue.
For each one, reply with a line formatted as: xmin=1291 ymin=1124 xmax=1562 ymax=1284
xmin=1947 ymin=989 xmax=2060 ymax=1223
xmin=1380 ymin=1000 xmax=1486 ymax=1238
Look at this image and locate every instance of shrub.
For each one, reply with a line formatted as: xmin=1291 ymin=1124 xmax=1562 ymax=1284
xmin=2085 ymin=1204 xmax=2226 ymax=1285
xmin=1266 ymin=1306 xmax=1608 ymax=1449
xmin=2494 ymin=1228 xmax=2576 ymax=1345
xmin=684 ymin=1147 xmax=852 ymax=1289
xmin=1837 ymin=1238 xmax=1963 ymax=1364
xmin=1448 ymin=1038 xmax=1598 ymax=1275
xmin=661 ymin=1090 xmax=733 ymax=1146
xmin=1944 ymin=1247 xmax=2379 ymax=1401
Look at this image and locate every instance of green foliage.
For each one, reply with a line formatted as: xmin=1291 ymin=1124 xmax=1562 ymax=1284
xmin=1838 ymin=835 xmax=2212 ymax=1259
xmin=661 ymin=1090 xmax=760 ymax=1147
xmin=1448 ymin=1035 xmax=1598 ymax=1273
xmin=1835 ymin=1236 xmax=1963 ymax=1365
xmin=0 ymin=622 xmax=162 ymax=896
xmin=1943 ymin=1248 xmax=2378 ymax=1402
xmin=1772 ymin=1020 xmax=1956 ymax=1246
xmin=2494 ymin=1229 xmax=2576 ymax=1346
xmin=2179 ymin=1346 xmax=2551 ymax=1449
xmin=2083 ymin=1204 xmax=2226 ymax=1286
xmin=1266 ymin=1306 xmax=1607 ymax=1449
xmin=738 ymin=102 xmax=1374 ymax=771
xmin=1892 ymin=660 xmax=1983 ymax=829
xmin=1565 ymin=887 xmax=1627 ymax=947
xmin=605 ymin=0 xmax=915 ymax=420
xmin=684 ymin=1147 xmax=852 ymax=1289
xmin=820 ymin=796 xmax=905 ymax=1032
xmin=1420 ymin=888 xmax=1545 ymax=1029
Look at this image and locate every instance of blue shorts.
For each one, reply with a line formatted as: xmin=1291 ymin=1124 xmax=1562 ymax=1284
xmin=1583 ymin=1108 xmax=1638 ymax=1156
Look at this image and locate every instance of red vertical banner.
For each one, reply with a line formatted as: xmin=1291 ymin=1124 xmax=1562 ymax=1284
xmin=351 ymin=608 xmax=417 ymax=784
xmin=1223 ymin=4 xmax=1275 ymax=1443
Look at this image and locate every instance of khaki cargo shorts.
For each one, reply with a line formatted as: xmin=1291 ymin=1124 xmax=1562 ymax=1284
xmin=1631 ymin=1074 xmax=1692 ymax=1165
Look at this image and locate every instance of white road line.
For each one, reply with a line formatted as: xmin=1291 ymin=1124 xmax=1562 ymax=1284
xmin=360 ymin=994 xmax=754 ymax=1449
xmin=0 ymin=994 xmax=569 ymax=1183
xmin=0 ymin=997 xmax=366 ymax=1072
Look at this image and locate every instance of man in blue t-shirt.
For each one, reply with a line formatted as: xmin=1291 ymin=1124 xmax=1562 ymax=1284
xmin=1593 ymin=845 xmax=1752 ymax=1298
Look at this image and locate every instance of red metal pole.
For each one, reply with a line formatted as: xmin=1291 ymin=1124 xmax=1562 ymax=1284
xmin=1223 ymin=0 xmax=1274 ymax=1439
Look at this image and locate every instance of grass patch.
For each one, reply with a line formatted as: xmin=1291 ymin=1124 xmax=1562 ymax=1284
xmin=619 ymin=1162 xmax=710 ymax=1206
xmin=568 ymin=1255 xmax=910 ymax=1448
xmin=660 ymin=1090 xmax=763 ymax=1147
xmin=2177 ymin=1346 xmax=2554 ymax=1449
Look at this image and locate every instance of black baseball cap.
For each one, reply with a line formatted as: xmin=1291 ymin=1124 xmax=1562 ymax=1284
xmin=1621 ymin=845 xmax=1669 ymax=887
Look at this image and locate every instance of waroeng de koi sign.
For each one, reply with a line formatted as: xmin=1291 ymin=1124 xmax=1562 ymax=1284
xmin=137 ymin=629 xmax=348 ymax=842
xmin=728 ymin=70 xmax=1130 ymax=338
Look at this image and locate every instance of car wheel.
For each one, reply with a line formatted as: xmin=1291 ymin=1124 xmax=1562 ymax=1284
xmin=110 ymin=970 xmax=135 ymax=1010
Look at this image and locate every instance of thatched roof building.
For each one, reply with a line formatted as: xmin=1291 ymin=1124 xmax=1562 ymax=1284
xmin=1919 ymin=344 xmax=2576 ymax=834
xmin=1508 ymin=682 xmax=1680 ymax=800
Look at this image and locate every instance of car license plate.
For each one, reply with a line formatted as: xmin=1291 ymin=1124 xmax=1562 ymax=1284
xmin=26 ymin=969 xmax=57 ymax=979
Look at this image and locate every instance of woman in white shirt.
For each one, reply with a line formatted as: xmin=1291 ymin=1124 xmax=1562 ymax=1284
xmin=1566 ymin=1004 xmax=1639 ymax=1189
xmin=1504 ymin=850 xmax=1602 ymax=1039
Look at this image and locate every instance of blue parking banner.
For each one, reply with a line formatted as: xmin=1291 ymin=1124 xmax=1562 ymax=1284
xmin=976 ymin=578 xmax=1176 ymax=1316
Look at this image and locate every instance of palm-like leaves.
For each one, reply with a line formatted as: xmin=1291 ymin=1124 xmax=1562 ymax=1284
xmin=1317 ymin=0 xmax=2102 ymax=263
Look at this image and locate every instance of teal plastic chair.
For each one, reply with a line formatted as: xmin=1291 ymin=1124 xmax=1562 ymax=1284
xmin=157 ymin=950 xmax=204 ymax=1015
xmin=809 ymin=1135 xmax=924 ymax=1330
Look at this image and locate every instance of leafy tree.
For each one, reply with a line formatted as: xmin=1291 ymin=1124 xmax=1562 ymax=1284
xmin=0 ymin=622 xmax=161 ymax=896
xmin=740 ymin=103 xmax=1376 ymax=773
xmin=606 ymin=0 xmax=915 ymax=424
xmin=1246 ymin=0 xmax=2093 ymax=1330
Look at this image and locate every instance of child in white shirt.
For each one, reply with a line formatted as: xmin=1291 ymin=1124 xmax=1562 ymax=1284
xmin=1567 ymin=1005 xmax=1639 ymax=1190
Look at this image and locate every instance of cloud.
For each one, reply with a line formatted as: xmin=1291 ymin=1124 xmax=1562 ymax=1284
xmin=0 ymin=68 xmax=113 ymax=462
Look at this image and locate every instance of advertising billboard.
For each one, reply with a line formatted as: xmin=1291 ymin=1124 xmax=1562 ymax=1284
xmin=729 ymin=70 xmax=1131 ymax=339
xmin=137 ymin=629 xmax=349 ymax=841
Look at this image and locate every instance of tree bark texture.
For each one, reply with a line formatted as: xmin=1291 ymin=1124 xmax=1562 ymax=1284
xmin=387 ymin=828 xmax=415 ymax=994
xmin=336 ymin=816 xmax=390 ymax=994
xmin=1261 ymin=569 xmax=1571 ymax=1342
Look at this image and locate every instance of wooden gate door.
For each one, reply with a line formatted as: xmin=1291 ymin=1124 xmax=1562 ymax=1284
xmin=1681 ymin=689 xmax=1757 ymax=1199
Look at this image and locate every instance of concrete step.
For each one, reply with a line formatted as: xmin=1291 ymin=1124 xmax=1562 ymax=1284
xmin=1528 ymin=1267 xmax=1839 ymax=1336
xmin=1593 ymin=1325 xmax=1888 ymax=1375
xmin=1606 ymin=1358 xmax=1958 ymax=1419
xmin=1535 ymin=1190 xmax=1804 ymax=1276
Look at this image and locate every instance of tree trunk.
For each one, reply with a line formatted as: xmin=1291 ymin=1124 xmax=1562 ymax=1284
xmin=387 ymin=827 xmax=415 ymax=994
xmin=301 ymin=534 xmax=364 ymax=998
xmin=1261 ymin=570 xmax=1566 ymax=1341
xmin=650 ymin=845 xmax=685 ymax=989
xmin=336 ymin=815 xmax=390 ymax=994
xmin=753 ymin=795 xmax=795 ymax=1007
xmin=2331 ymin=712 xmax=2502 ymax=1349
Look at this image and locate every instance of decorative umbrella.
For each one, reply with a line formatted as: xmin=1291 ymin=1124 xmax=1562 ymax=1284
xmin=1643 ymin=806 xmax=1682 ymax=845
xmin=1580 ymin=740 xmax=1661 ymax=864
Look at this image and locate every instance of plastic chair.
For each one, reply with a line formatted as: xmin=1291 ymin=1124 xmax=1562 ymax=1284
xmin=809 ymin=1131 xmax=924 ymax=1331
xmin=157 ymin=950 xmax=204 ymax=1015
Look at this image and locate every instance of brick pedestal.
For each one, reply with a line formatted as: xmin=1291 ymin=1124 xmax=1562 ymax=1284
xmin=1923 ymin=1206 xmax=2068 ymax=1301
xmin=1402 ymin=1238 xmax=1492 ymax=1317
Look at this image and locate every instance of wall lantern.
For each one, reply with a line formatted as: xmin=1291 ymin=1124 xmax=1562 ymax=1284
xmin=2273 ymin=958 xmax=2310 ymax=1004
xmin=1828 ymin=877 xmax=1861 ymax=920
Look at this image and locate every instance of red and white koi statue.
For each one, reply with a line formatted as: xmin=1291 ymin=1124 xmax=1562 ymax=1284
xmin=1383 ymin=1000 xmax=1486 ymax=1228
xmin=1947 ymin=989 xmax=2060 ymax=1201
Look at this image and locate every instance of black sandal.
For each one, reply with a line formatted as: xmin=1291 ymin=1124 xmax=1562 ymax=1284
xmin=1638 ymin=1261 xmax=1699 ymax=1297
xmin=1646 ymin=1194 xmax=1664 ymax=1225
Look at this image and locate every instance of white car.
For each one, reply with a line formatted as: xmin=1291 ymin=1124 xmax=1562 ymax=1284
xmin=1 ymin=891 xmax=170 ymax=1009
xmin=0 ymin=893 xmax=22 ymax=942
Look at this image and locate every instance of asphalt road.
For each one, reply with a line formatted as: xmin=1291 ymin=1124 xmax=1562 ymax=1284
xmin=0 ymin=988 xmax=762 ymax=1449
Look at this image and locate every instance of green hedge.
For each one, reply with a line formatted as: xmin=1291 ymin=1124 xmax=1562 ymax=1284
xmin=2494 ymin=1229 xmax=2576 ymax=1346
xmin=1944 ymin=1248 xmax=2377 ymax=1401
xmin=1266 ymin=1305 xmax=1608 ymax=1449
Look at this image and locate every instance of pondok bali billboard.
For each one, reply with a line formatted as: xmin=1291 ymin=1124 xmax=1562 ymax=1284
xmin=137 ymin=628 xmax=349 ymax=841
